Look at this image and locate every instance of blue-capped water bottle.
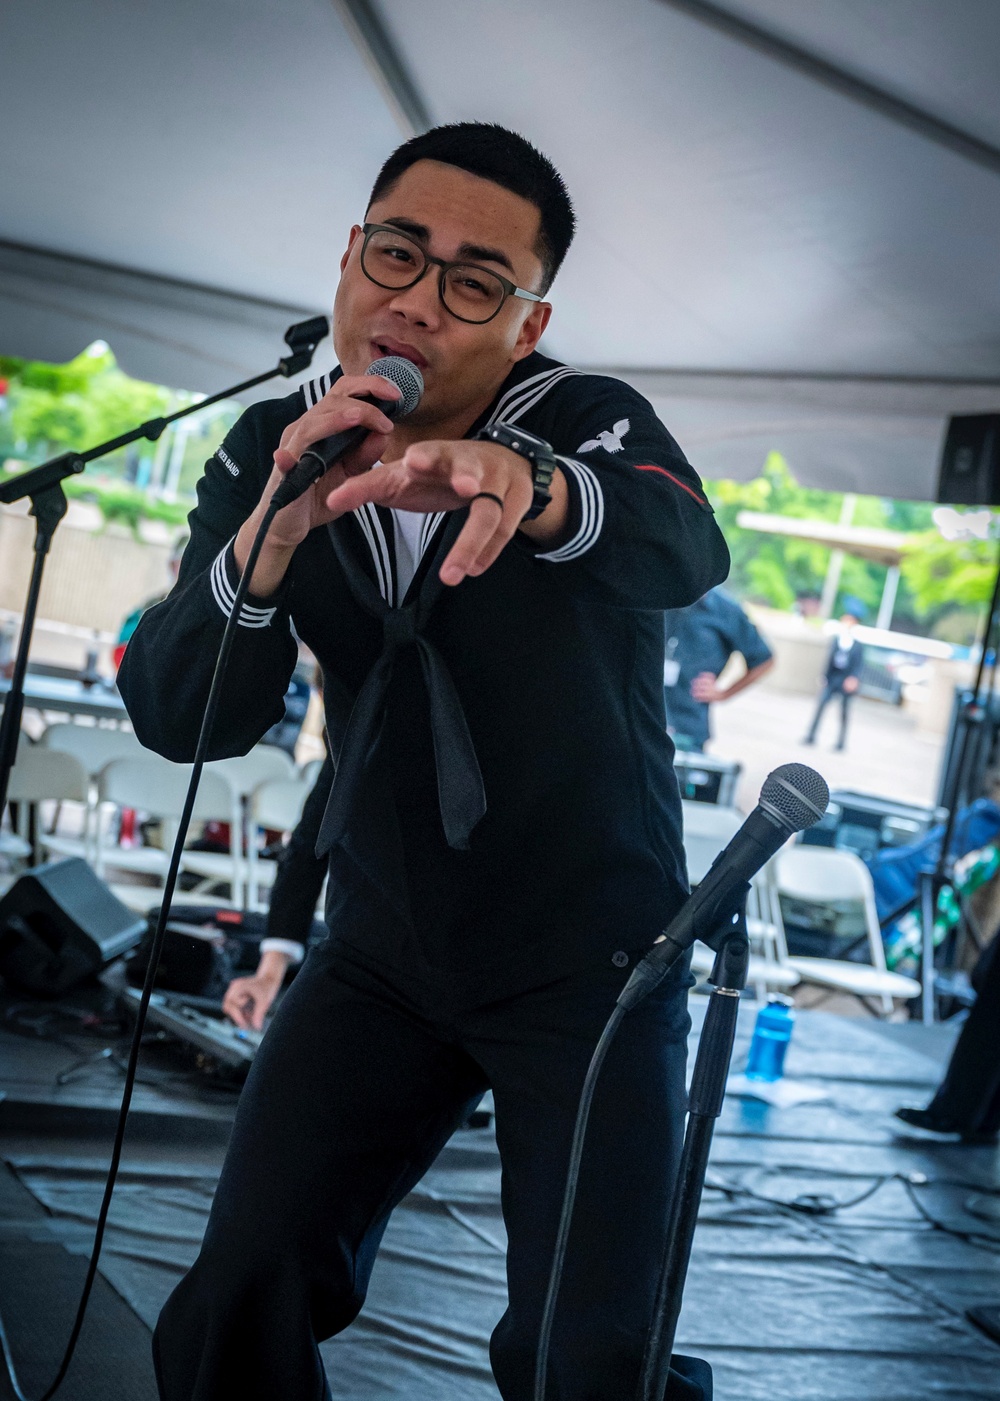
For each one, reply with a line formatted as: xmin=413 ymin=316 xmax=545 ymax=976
xmin=744 ymin=996 xmax=795 ymax=1082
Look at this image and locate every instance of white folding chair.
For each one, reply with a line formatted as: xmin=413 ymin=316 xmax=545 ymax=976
xmin=96 ymin=755 xmax=237 ymax=910
xmin=245 ymin=776 xmax=315 ymax=913
xmin=180 ymin=745 xmax=297 ymax=904
xmin=682 ymin=802 xmax=799 ymax=998
xmin=297 ymin=756 xmax=326 ymax=789
xmin=4 ymin=747 xmax=89 ymax=866
xmin=681 ymin=800 xmax=744 ymax=885
xmin=689 ymin=865 xmax=801 ymax=999
xmin=774 ymin=845 xmax=921 ymax=1015
xmin=39 ymin=722 xmax=144 ymax=861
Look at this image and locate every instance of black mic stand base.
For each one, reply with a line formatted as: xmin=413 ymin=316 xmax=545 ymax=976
xmin=637 ymin=920 xmax=750 ymax=1401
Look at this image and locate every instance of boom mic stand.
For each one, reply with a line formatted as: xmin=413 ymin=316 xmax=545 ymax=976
xmin=0 ymin=315 xmax=329 ymax=816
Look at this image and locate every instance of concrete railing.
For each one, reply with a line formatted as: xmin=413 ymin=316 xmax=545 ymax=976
xmin=1 ymin=498 xmax=178 ymax=671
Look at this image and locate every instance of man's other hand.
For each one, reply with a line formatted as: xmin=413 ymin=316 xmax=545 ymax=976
xmin=222 ymin=953 xmax=288 ymax=1031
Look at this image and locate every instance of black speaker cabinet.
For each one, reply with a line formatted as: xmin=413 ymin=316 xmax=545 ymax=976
xmin=937 ymin=414 xmax=1000 ymax=505
xmin=0 ymin=858 xmax=145 ymax=995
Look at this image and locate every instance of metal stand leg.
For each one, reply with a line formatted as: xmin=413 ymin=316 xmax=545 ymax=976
xmin=919 ymin=869 xmax=939 ymax=1025
xmin=637 ymin=921 xmax=750 ymax=1401
xmin=0 ymin=484 xmax=67 ymax=813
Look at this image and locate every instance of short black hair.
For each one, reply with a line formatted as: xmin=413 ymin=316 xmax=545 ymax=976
xmin=367 ymin=122 xmax=575 ymax=293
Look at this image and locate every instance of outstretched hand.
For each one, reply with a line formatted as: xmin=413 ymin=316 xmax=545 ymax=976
xmin=325 ymin=439 xmax=537 ymax=586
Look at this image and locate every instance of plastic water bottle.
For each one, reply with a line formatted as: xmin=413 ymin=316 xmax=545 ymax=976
xmin=744 ymin=996 xmax=795 ymax=1082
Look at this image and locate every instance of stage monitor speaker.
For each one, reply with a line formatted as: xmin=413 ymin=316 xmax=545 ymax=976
xmin=0 ymin=857 xmax=146 ymax=996
xmin=937 ymin=414 xmax=1000 ymax=505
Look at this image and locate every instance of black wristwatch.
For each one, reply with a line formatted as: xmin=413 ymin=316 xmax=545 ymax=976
xmin=476 ymin=421 xmax=558 ymax=521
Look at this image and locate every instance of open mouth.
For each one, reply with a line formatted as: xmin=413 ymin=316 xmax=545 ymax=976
xmin=372 ymin=339 xmax=428 ymax=370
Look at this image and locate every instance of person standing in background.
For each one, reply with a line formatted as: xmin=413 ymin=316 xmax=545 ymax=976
xmin=804 ymin=607 xmax=865 ymax=751
xmin=663 ymin=587 xmax=774 ymax=752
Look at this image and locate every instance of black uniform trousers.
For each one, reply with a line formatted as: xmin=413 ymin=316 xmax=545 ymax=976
xmin=928 ymin=934 xmax=1000 ymax=1135
xmin=151 ymin=936 xmax=697 ymax=1401
xmin=806 ymin=681 xmax=853 ymax=748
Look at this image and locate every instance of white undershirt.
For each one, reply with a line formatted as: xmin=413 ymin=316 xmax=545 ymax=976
xmin=391 ymin=509 xmax=429 ymax=598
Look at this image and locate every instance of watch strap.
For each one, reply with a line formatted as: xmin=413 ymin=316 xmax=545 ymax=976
xmin=476 ymin=422 xmax=557 ymax=520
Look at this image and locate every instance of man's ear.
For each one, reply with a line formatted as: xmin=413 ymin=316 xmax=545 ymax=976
xmin=340 ymin=225 xmax=364 ymax=275
xmin=512 ymin=301 xmax=552 ymax=363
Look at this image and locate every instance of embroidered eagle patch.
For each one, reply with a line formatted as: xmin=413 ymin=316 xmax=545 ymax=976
xmin=577 ymin=418 xmax=630 ymax=454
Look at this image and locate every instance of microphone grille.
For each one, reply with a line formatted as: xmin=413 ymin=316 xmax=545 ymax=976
xmin=760 ymin=763 xmax=830 ymax=833
xmin=366 ymin=355 xmax=424 ymax=417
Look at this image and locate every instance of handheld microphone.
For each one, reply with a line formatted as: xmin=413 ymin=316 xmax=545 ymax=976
xmin=270 ymin=355 xmax=424 ymax=510
xmin=619 ymin=763 xmax=829 ymax=1009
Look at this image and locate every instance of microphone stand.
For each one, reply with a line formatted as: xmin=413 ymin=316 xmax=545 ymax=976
xmin=0 ymin=316 xmax=329 ymax=816
xmin=916 ymin=542 xmax=1000 ymax=1023
xmin=637 ymin=903 xmax=750 ymax=1401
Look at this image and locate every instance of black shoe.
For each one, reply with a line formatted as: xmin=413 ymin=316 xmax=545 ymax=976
xmin=802 ymin=735 xmax=816 ymax=746
xmin=895 ymin=1105 xmax=999 ymax=1145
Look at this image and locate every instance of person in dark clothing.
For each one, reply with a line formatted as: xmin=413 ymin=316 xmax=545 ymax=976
xmin=222 ymin=754 xmax=333 ymax=1031
xmin=895 ymin=933 xmax=1000 ymax=1144
xmin=804 ymin=609 xmax=865 ymax=751
xmin=662 ymin=587 xmax=773 ymax=752
xmin=118 ymin=123 xmax=728 ymax=1401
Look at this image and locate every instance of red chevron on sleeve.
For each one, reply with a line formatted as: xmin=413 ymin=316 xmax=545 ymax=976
xmin=633 ymin=464 xmax=713 ymax=512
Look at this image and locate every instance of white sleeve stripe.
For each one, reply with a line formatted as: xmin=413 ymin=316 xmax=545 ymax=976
xmin=209 ymin=545 xmax=278 ymax=628
xmin=210 ymin=549 xmax=273 ymax=618
xmin=536 ymin=459 xmax=604 ymax=563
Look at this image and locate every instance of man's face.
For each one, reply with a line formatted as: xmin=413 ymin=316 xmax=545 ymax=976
xmin=333 ymin=159 xmax=552 ymax=430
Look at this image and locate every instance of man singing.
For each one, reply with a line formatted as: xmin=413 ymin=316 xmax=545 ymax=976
xmin=119 ymin=122 xmax=729 ymax=1401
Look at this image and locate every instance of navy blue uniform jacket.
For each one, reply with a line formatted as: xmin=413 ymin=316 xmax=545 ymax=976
xmin=119 ymin=353 xmax=730 ymax=997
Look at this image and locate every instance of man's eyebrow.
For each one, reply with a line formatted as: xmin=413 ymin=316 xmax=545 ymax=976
xmin=380 ymin=217 xmax=516 ymax=276
xmin=457 ymin=242 xmax=515 ymax=275
xmin=382 ymin=216 xmax=430 ymax=240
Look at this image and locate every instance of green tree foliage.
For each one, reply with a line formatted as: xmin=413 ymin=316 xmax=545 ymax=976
xmin=703 ymin=452 xmax=991 ymax=640
xmin=0 ymin=344 xmax=175 ymax=457
xmin=900 ymin=531 xmax=997 ymax=615
xmin=0 ymin=343 xmax=240 ymax=515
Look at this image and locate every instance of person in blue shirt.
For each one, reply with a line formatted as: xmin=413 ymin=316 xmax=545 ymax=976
xmin=663 ymin=587 xmax=774 ymax=751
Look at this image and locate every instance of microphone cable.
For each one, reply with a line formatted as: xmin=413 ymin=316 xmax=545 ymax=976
xmin=532 ymin=1002 xmax=628 ymax=1401
xmin=0 ymin=496 xmax=281 ymax=1401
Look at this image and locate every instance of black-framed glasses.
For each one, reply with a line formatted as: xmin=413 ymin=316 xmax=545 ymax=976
xmin=360 ymin=222 xmax=543 ymax=324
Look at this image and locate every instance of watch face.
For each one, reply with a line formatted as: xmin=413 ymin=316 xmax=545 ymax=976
xmin=491 ymin=423 xmax=548 ymax=453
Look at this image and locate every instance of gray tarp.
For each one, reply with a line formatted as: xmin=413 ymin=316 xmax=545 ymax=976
xmin=7 ymin=1007 xmax=1000 ymax=1399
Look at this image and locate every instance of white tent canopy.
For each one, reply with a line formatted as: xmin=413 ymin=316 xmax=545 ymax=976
xmin=3 ymin=0 xmax=1000 ymax=498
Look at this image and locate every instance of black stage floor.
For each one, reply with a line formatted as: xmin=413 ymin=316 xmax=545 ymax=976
xmin=1 ymin=989 xmax=999 ymax=1400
